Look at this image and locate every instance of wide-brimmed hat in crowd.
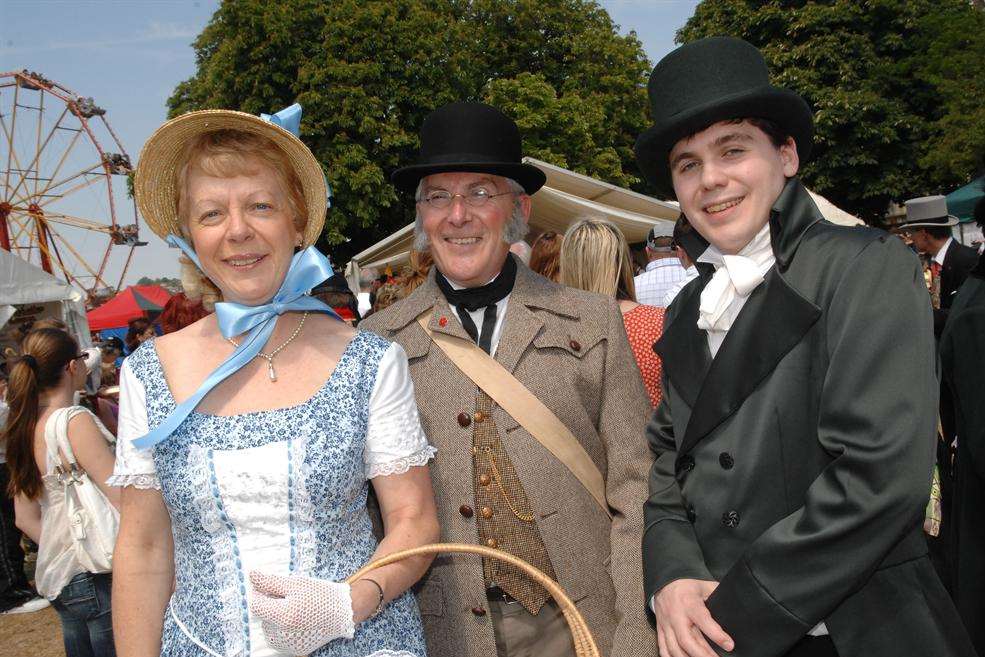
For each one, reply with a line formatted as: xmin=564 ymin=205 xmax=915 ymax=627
xmin=134 ymin=107 xmax=328 ymax=247
xmin=898 ymin=195 xmax=959 ymax=229
xmin=635 ymin=36 xmax=814 ymax=197
xmin=391 ymin=101 xmax=546 ymax=195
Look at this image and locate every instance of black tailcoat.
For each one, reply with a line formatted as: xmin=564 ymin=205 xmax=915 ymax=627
xmin=642 ymin=179 xmax=975 ymax=657
xmin=934 ymin=239 xmax=979 ymax=337
xmin=939 ymin=255 xmax=985 ymax=656
xmin=941 ymin=240 xmax=979 ymax=309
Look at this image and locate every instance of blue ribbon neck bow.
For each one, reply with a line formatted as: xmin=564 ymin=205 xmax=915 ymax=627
xmin=133 ymin=235 xmax=343 ymax=450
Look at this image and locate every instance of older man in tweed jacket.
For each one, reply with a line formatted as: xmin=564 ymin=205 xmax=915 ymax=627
xmin=362 ymin=102 xmax=654 ymax=657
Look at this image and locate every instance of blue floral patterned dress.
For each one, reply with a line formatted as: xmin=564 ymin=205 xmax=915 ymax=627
xmin=110 ymin=331 xmax=434 ymax=657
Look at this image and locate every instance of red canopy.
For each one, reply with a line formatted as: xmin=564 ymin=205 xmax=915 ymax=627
xmin=87 ymin=285 xmax=172 ymax=330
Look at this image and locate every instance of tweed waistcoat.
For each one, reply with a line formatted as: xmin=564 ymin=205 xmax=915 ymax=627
xmin=471 ymin=391 xmax=556 ymax=613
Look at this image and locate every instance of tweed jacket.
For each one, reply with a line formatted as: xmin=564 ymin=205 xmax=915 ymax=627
xmin=643 ymin=179 xmax=975 ymax=657
xmin=361 ymin=262 xmax=655 ymax=657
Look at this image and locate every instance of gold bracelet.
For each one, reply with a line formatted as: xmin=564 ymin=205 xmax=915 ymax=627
xmin=357 ymin=577 xmax=385 ymax=617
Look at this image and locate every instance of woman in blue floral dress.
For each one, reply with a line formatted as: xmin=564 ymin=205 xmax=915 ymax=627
xmin=109 ymin=106 xmax=438 ymax=657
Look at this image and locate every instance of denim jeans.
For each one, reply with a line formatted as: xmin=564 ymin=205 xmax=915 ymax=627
xmin=51 ymin=572 xmax=116 ymax=657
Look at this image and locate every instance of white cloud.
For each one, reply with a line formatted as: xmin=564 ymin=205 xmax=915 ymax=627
xmin=0 ymin=22 xmax=199 ymax=55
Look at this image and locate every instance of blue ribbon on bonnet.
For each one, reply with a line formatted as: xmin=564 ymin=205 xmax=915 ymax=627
xmin=261 ymin=103 xmax=332 ymax=207
xmin=133 ymin=104 xmax=342 ymax=450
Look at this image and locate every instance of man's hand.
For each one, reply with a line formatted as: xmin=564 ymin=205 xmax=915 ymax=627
xmin=654 ymin=579 xmax=734 ymax=657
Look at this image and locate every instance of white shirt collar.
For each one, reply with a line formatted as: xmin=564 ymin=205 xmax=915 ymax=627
xmin=933 ymin=237 xmax=953 ymax=266
xmin=646 ymin=257 xmax=683 ymax=272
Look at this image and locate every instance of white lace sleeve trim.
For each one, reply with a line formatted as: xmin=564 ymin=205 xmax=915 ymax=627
xmin=109 ymin=360 xmax=159 ymax=486
xmin=364 ymin=344 xmax=435 ymax=476
xmin=366 ymin=445 xmax=437 ymax=479
xmin=105 ymin=473 xmax=161 ymax=490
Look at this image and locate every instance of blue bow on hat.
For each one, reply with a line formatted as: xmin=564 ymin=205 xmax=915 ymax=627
xmin=133 ymin=104 xmax=342 ymax=450
xmin=260 ymin=103 xmax=332 ymax=208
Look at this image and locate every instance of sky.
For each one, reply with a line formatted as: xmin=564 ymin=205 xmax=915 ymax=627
xmin=0 ymin=0 xmax=700 ymax=289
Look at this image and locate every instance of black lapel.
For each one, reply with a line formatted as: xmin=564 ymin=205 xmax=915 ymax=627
xmin=678 ymin=266 xmax=822 ymax=456
xmin=654 ymin=274 xmax=712 ymax=410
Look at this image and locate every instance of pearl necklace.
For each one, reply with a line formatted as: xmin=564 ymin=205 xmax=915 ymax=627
xmin=227 ymin=311 xmax=309 ymax=382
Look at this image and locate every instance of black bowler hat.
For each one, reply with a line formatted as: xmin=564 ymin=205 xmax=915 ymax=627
xmin=391 ymin=102 xmax=546 ymax=195
xmin=634 ymin=37 xmax=814 ymax=197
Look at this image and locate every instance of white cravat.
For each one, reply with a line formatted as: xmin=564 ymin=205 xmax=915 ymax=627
xmin=696 ymin=223 xmax=775 ymax=357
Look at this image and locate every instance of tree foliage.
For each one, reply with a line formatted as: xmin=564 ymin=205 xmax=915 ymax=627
xmin=678 ymin=0 xmax=985 ymax=223
xmin=167 ymin=0 xmax=650 ymax=261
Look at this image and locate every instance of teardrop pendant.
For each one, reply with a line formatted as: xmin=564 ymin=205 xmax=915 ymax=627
xmin=267 ymin=361 xmax=278 ymax=382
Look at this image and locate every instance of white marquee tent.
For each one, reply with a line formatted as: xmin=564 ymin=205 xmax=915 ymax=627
xmin=0 ymin=248 xmax=91 ymax=353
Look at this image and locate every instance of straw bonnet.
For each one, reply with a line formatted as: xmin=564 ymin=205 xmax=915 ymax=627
xmin=134 ymin=108 xmax=328 ymax=247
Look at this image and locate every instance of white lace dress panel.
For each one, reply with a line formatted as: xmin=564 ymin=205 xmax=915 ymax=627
xmin=110 ymin=334 xmax=431 ymax=657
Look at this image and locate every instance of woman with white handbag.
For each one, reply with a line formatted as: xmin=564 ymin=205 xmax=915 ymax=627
xmin=5 ymin=327 xmax=120 ymax=657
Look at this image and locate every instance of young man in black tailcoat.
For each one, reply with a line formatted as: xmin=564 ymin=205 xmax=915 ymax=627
xmin=635 ymin=37 xmax=975 ymax=657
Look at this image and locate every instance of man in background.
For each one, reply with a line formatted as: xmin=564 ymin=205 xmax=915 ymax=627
xmin=661 ymin=219 xmax=700 ymax=308
xmin=899 ymin=195 xmax=978 ymax=337
xmin=634 ymin=227 xmax=687 ymax=306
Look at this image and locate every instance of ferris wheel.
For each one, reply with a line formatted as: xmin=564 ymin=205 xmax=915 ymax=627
xmin=0 ymin=70 xmax=144 ymax=301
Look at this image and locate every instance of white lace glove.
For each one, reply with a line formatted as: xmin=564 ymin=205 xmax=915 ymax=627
xmin=249 ymin=571 xmax=356 ymax=655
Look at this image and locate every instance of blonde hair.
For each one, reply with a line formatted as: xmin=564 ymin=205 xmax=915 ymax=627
xmin=173 ymin=129 xmax=307 ymax=306
xmin=560 ymin=217 xmax=637 ymax=301
xmin=174 ymin=129 xmax=308 ymax=237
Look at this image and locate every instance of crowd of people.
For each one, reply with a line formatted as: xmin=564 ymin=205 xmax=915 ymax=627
xmin=1 ymin=35 xmax=983 ymax=657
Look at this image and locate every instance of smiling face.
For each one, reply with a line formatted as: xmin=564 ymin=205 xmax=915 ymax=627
xmin=418 ymin=172 xmax=530 ymax=287
xmin=184 ymin=159 xmax=302 ymax=306
xmin=669 ymin=120 xmax=798 ymax=255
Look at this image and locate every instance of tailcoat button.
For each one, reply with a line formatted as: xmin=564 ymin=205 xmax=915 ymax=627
xmin=438 ymin=316 xmax=448 ymax=327
xmin=457 ymin=412 xmax=471 ymax=427
xmin=677 ymin=455 xmax=695 ymax=473
xmin=722 ymin=510 xmax=740 ymax=528
xmin=459 ymin=505 xmax=474 ymax=518
xmin=719 ymin=452 xmax=735 ymax=470
xmin=472 ymin=606 xmax=487 ymax=617
xmin=479 ymin=474 xmax=491 ymax=486
xmin=569 ymin=339 xmax=581 ymax=352
xmin=481 ymin=506 xmax=493 ymax=519
xmin=486 ymin=538 xmax=498 ymax=548
xmin=686 ymin=506 xmax=697 ymax=523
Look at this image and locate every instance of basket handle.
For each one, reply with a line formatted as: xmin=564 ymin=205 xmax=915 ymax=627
xmin=346 ymin=542 xmax=600 ymax=657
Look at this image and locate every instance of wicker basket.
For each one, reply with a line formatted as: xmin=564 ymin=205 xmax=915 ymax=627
xmin=346 ymin=542 xmax=600 ymax=657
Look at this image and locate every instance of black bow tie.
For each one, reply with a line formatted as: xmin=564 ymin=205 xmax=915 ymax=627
xmin=435 ymin=254 xmax=517 ymax=353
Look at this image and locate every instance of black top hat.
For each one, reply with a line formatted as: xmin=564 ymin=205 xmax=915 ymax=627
xmin=634 ymin=37 xmax=814 ymax=198
xmin=391 ymin=102 xmax=546 ymax=194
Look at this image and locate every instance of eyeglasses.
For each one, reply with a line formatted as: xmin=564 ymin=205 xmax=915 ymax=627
xmin=417 ymin=188 xmax=515 ymax=211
